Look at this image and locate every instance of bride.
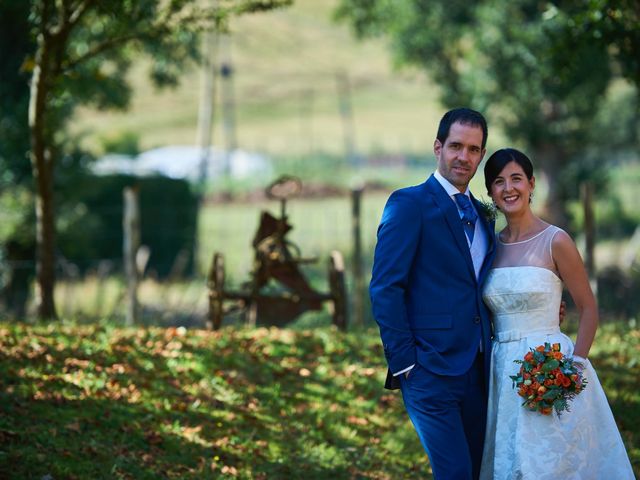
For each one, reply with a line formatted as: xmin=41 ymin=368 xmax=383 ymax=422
xmin=479 ymin=148 xmax=634 ymax=479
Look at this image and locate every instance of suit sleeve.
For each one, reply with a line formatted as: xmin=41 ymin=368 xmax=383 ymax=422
xmin=370 ymin=190 xmax=421 ymax=374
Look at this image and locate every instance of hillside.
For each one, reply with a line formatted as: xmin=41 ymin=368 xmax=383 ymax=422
xmin=70 ymin=0 xmax=447 ymax=158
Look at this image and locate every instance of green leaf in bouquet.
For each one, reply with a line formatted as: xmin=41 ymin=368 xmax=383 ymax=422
xmin=542 ymin=359 xmax=560 ymax=372
xmin=542 ymin=389 xmax=560 ymax=401
xmin=554 ymin=398 xmax=568 ymax=413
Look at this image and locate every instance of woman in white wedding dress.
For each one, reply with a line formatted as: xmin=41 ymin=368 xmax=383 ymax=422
xmin=479 ymin=148 xmax=634 ymax=480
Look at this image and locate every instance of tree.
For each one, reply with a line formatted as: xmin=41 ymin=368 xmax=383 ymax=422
xmin=0 ymin=1 xmax=36 ymax=317
xmin=336 ymin=0 xmax=638 ymax=225
xmin=23 ymin=0 xmax=291 ymax=319
xmin=550 ymin=0 xmax=640 ymax=87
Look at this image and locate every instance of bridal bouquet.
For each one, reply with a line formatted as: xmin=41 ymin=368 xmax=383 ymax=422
xmin=510 ymin=342 xmax=587 ymax=416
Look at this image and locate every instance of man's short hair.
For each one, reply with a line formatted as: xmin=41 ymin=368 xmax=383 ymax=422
xmin=437 ymin=108 xmax=488 ymax=149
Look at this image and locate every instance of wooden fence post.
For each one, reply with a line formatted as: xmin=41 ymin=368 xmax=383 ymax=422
xmin=123 ymin=186 xmax=140 ymax=326
xmin=351 ymin=185 xmax=364 ymax=328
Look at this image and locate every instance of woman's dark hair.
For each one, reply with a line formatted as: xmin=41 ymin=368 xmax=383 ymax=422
xmin=484 ymin=148 xmax=534 ymax=195
xmin=437 ymin=107 xmax=488 ymax=149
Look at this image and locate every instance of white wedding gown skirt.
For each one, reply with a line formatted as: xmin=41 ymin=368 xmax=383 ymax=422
xmin=480 ymin=265 xmax=634 ymax=480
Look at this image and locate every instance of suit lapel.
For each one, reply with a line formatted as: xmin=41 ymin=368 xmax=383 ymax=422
xmin=426 ymin=175 xmax=476 ymax=280
xmin=471 ymin=194 xmax=497 ymax=283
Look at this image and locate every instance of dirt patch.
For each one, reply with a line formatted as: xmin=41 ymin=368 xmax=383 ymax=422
xmin=204 ymin=181 xmax=390 ymax=204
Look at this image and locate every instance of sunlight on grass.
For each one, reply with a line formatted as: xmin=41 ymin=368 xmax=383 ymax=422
xmin=2 ymin=320 xmax=637 ymax=478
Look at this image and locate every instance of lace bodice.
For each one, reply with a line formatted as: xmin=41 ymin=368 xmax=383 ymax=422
xmin=483 ymin=225 xmax=563 ymax=341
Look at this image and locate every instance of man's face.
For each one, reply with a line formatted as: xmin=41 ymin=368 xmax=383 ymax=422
xmin=434 ymin=121 xmax=486 ymax=192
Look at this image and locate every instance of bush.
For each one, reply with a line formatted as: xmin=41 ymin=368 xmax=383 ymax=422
xmin=597 ymin=265 xmax=640 ymax=320
xmin=58 ymin=174 xmax=198 ymax=278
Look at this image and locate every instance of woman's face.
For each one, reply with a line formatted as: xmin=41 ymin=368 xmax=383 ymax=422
xmin=489 ymin=161 xmax=535 ymax=215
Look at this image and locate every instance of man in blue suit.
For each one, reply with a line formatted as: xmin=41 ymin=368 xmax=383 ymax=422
xmin=370 ymin=108 xmax=496 ymax=479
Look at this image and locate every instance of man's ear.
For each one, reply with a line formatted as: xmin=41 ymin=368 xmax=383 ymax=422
xmin=434 ymin=139 xmax=442 ymax=157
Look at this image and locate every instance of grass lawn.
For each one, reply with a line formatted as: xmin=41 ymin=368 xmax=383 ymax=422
xmin=1 ymin=320 xmax=638 ymax=479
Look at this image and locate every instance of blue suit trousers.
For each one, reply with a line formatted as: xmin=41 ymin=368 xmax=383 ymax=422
xmin=399 ymin=353 xmax=487 ymax=480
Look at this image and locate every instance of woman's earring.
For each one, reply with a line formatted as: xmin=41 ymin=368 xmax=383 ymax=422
xmin=529 ymin=192 xmax=534 ymax=204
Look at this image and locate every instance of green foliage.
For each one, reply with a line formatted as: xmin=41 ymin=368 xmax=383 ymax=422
xmin=597 ymin=267 xmax=640 ymax=320
xmin=336 ymin=0 xmax=639 ymax=225
xmin=99 ymin=131 xmax=141 ymax=156
xmin=565 ymin=160 xmax=640 ymax=241
xmin=550 ymin=0 xmax=640 ymax=86
xmin=0 ymin=0 xmax=32 ymax=187
xmin=24 ymin=0 xmax=294 ymax=132
xmin=0 ymin=322 xmax=434 ymax=479
xmin=0 ymin=1 xmax=36 ymax=313
xmin=57 ymin=174 xmax=199 ymax=278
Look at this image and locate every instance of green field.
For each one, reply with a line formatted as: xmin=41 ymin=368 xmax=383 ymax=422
xmin=69 ymin=0 xmax=498 ymax=158
xmin=0 ymin=320 xmax=637 ymax=479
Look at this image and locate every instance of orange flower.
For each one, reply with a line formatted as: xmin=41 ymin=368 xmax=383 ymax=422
xmin=512 ymin=343 xmax=587 ymax=416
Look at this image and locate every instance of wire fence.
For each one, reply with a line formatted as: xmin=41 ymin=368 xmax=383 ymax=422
xmin=4 ymin=188 xmax=640 ymax=325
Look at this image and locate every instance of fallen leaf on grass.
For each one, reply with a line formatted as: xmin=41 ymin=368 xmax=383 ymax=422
xmin=221 ymin=465 xmax=238 ymax=476
xmin=347 ymin=416 xmax=369 ymax=426
xmin=144 ymin=431 xmax=163 ymax=445
xmin=65 ymin=421 xmax=81 ymax=433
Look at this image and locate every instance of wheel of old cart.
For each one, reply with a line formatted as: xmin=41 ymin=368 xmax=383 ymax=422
xmin=208 ymin=252 xmax=225 ymax=330
xmin=328 ymin=250 xmax=347 ymax=330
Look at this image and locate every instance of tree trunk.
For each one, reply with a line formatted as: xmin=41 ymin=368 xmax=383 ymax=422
xmin=535 ymin=144 xmax=569 ymax=229
xmin=29 ymin=35 xmax=57 ymax=320
xmin=581 ymin=182 xmax=596 ymax=277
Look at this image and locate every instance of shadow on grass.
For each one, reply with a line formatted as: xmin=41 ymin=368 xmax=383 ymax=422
xmin=0 ymin=322 xmax=432 ymax=479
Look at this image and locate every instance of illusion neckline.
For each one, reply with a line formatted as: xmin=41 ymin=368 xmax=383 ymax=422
xmin=498 ymin=225 xmax=553 ymax=245
xmin=489 ymin=265 xmax=562 ymax=282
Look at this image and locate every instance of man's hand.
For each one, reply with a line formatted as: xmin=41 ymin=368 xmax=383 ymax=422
xmin=559 ymin=300 xmax=567 ymax=325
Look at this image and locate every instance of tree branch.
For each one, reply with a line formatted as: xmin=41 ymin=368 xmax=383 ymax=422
xmin=60 ymin=32 xmax=151 ymax=72
xmin=67 ymin=0 xmax=95 ymax=29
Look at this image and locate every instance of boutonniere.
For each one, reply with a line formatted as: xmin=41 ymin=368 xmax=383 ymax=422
xmin=477 ymin=198 xmax=498 ymax=223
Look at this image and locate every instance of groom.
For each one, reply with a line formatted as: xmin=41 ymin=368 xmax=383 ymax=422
xmin=370 ymin=108 xmax=496 ymax=479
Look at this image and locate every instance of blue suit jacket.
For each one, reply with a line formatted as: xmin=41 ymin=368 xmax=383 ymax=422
xmin=370 ymin=175 xmax=496 ymax=389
